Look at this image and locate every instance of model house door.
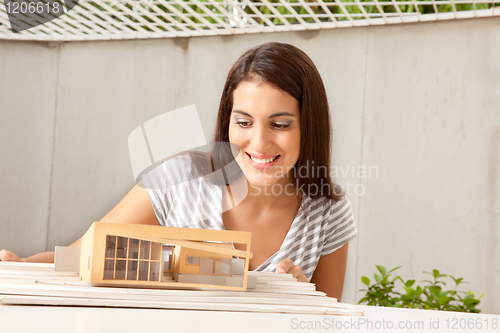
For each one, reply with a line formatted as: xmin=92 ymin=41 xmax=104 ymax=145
xmin=162 ymin=245 xmax=174 ymax=271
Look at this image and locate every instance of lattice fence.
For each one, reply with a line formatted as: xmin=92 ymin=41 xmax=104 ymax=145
xmin=1 ymin=0 xmax=499 ymax=41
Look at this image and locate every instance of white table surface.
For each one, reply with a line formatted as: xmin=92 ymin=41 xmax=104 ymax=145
xmin=1 ymin=303 xmax=499 ymax=333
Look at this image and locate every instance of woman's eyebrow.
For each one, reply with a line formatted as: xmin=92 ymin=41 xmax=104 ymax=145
xmin=232 ymin=110 xmax=296 ymax=118
xmin=269 ymin=112 xmax=295 ymax=118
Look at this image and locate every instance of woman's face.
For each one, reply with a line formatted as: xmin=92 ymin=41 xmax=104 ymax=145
xmin=228 ymin=79 xmax=301 ymax=188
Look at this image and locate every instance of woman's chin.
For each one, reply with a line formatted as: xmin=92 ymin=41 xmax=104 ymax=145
xmin=247 ymin=178 xmax=279 ymax=188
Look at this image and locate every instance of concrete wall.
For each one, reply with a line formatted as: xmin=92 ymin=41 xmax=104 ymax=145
xmin=0 ymin=17 xmax=498 ymax=314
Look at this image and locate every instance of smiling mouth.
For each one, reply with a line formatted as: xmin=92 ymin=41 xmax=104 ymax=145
xmin=246 ymin=153 xmax=280 ymax=164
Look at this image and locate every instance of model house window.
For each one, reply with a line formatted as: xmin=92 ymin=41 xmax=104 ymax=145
xmin=215 ymin=259 xmax=231 ymax=274
xmin=103 ymin=235 xmax=162 ymax=282
xmin=200 ymin=257 xmax=213 ymax=274
xmin=186 ymin=256 xmax=200 ymax=265
xmin=199 ymin=257 xmax=231 ymax=275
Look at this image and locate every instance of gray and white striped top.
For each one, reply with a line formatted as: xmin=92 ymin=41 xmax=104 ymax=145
xmin=142 ymin=153 xmax=357 ymax=281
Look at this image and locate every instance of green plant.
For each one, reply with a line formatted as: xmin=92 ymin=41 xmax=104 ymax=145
xmin=358 ymin=265 xmax=484 ymax=313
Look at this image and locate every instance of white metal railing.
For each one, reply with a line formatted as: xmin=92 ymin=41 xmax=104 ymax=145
xmin=0 ymin=0 xmax=499 ymax=41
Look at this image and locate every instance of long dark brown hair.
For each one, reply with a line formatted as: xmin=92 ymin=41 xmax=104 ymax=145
xmin=212 ymin=42 xmax=344 ymax=201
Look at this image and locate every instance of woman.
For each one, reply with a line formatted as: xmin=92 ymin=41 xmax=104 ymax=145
xmin=0 ymin=42 xmax=356 ymax=300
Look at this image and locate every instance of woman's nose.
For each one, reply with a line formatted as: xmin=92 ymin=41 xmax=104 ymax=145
xmin=251 ymin=125 xmax=273 ymax=151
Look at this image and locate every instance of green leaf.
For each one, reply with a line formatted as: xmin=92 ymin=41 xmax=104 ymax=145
xmin=376 ymin=265 xmax=387 ymax=276
xmin=405 ymin=279 xmax=415 ymax=287
xmin=463 ymin=296 xmax=479 ymax=306
xmin=403 ymin=286 xmax=414 ymax=294
xmin=387 ymin=266 xmax=402 ymax=274
xmin=361 ymin=276 xmax=370 ymax=286
xmin=438 ymin=295 xmax=451 ymax=305
xmin=433 ymin=269 xmax=440 ymax=278
xmin=374 ymin=274 xmax=382 ymax=284
xmin=463 ymin=293 xmax=474 ymax=300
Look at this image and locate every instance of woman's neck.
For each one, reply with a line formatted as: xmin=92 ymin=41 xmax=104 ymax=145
xmin=226 ymin=173 xmax=300 ymax=211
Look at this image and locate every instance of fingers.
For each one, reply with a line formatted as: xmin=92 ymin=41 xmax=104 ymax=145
xmin=0 ymin=249 xmax=22 ymax=262
xmin=275 ymin=258 xmax=307 ymax=282
xmin=0 ymin=249 xmax=11 ymax=261
xmin=276 ymin=258 xmax=294 ymax=274
xmin=289 ymin=265 xmax=308 ymax=282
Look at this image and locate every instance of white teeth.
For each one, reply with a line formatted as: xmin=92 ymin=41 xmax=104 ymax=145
xmin=249 ymin=155 xmax=278 ymax=164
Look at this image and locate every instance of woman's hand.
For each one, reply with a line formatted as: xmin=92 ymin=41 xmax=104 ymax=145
xmin=275 ymin=258 xmax=307 ymax=282
xmin=0 ymin=249 xmax=23 ymax=262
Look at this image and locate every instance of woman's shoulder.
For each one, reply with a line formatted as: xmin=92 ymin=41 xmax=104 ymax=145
xmin=165 ymin=151 xmax=212 ymax=175
xmin=142 ymin=151 xmax=225 ymax=229
xmin=142 ymin=151 xmax=214 ymax=186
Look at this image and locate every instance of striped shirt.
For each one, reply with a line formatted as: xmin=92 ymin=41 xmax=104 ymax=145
xmin=142 ymin=153 xmax=357 ymax=281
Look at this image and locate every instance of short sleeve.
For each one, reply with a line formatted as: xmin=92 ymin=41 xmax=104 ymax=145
xmin=320 ymin=196 xmax=358 ymax=256
xmin=140 ymin=152 xmax=225 ymax=230
xmin=141 ymin=155 xmax=194 ymax=226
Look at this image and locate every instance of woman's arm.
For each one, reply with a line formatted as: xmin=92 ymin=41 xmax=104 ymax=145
xmin=1 ymin=183 xmax=159 ymax=263
xmin=275 ymin=244 xmax=349 ymax=299
xmin=0 ymin=250 xmax=55 ymax=263
xmin=67 ymin=182 xmax=160 ymax=248
xmin=310 ymin=243 xmax=349 ymax=300
xmin=95 ymin=182 xmax=160 ymax=227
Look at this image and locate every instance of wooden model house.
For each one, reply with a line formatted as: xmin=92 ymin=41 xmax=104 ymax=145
xmin=67 ymin=222 xmax=255 ymax=291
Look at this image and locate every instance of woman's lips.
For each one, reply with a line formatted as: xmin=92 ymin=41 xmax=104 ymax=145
xmin=246 ymin=152 xmax=280 ymax=170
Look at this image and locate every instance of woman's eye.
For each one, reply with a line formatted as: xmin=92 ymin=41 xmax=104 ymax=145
xmin=272 ymin=123 xmax=290 ymax=130
xmin=236 ymin=121 xmax=251 ymax=128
